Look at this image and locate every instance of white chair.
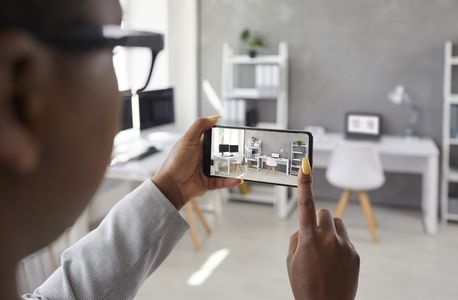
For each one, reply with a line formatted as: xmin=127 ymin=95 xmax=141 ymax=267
xmin=265 ymin=157 xmax=278 ymax=175
xmin=230 ymin=155 xmax=244 ymax=173
xmin=326 ymin=144 xmax=385 ymax=242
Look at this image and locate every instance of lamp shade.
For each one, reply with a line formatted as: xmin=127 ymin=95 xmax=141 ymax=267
xmin=388 ymin=85 xmax=406 ymax=105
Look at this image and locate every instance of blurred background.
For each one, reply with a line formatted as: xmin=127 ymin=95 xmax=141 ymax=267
xmin=18 ymin=0 xmax=458 ymax=299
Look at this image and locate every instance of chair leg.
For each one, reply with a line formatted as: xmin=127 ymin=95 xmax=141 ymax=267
xmin=357 ymin=191 xmax=379 ymax=243
xmin=191 ymin=199 xmax=212 ymax=234
xmin=185 ymin=202 xmax=201 ymax=251
xmin=335 ymin=190 xmax=352 ymax=218
xmin=366 ymin=199 xmax=379 ymax=228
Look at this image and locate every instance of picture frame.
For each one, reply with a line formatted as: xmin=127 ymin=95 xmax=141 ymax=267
xmin=345 ymin=112 xmax=382 ymax=140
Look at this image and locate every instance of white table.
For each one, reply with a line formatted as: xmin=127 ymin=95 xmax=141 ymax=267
xmin=313 ymin=133 xmax=439 ymax=235
xmin=106 ymin=132 xmax=181 ymax=182
xmin=255 ymin=155 xmax=290 ymax=175
xmin=213 ymin=154 xmax=244 ymax=175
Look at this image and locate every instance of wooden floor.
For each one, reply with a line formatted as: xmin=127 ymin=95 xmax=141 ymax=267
xmin=135 ymin=198 xmax=458 ymax=300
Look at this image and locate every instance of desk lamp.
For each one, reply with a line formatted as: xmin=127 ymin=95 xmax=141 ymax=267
xmin=388 ymin=85 xmax=419 ymax=137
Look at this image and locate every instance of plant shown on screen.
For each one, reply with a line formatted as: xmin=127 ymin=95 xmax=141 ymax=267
xmin=240 ymin=28 xmax=265 ymax=58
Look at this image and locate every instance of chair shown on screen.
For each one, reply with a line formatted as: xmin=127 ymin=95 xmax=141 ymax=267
xmin=230 ymin=155 xmax=244 ymax=173
xmin=265 ymin=157 xmax=278 ymax=175
xmin=326 ymin=144 xmax=385 ymax=243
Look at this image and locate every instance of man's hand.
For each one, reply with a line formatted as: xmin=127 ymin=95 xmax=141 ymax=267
xmin=287 ymin=168 xmax=360 ymax=300
xmin=152 ymin=117 xmax=240 ymax=210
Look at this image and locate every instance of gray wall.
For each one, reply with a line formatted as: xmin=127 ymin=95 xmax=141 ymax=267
xmin=244 ymin=130 xmax=308 ymax=159
xmin=199 ymin=0 xmax=458 ymax=208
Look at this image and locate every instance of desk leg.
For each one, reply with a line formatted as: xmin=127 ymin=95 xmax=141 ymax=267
xmin=422 ymin=156 xmax=439 ymax=235
xmin=227 ymin=158 xmax=230 ymax=175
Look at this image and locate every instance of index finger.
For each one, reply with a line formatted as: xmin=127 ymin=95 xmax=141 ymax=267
xmin=297 ymin=167 xmax=317 ymax=232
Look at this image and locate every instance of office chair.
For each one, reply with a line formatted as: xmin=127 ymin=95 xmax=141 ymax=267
xmin=230 ymin=155 xmax=244 ymax=173
xmin=326 ymin=144 xmax=385 ymax=243
xmin=266 ymin=157 xmax=278 ymax=175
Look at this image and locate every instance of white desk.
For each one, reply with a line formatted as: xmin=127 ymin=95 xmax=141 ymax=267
xmin=213 ymin=154 xmax=244 ymax=175
xmin=106 ymin=132 xmax=181 ymax=182
xmin=255 ymin=155 xmax=290 ymax=176
xmin=313 ymin=133 xmax=439 ymax=235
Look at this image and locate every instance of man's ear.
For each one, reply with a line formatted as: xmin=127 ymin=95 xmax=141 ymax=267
xmin=0 ymin=30 xmax=49 ymax=174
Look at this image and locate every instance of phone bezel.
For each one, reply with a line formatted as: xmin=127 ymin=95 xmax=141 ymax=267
xmin=202 ymin=125 xmax=314 ymax=188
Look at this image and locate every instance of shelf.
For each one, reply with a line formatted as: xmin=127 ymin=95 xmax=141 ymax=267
xmin=256 ymin=122 xmax=284 ymax=129
xmin=225 ymin=88 xmax=278 ymax=100
xmin=450 ymin=57 xmax=458 ymax=65
xmin=446 ymin=214 xmax=458 ymax=222
xmin=292 ymin=151 xmax=305 ymax=154
xmin=448 ymin=95 xmax=458 ymax=104
xmin=229 ymin=55 xmax=282 ymax=65
xmin=450 ymin=138 xmax=458 ymax=145
xmin=448 ymin=168 xmax=458 ymax=182
xmin=228 ymin=184 xmax=276 ymax=204
xmin=292 ymin=144 xmax=307 ymax=147
xmin=291 ymin=158 xmax=301 ymax=161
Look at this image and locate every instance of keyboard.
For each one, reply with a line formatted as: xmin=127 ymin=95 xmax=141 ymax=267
xmin=134 ymin=146 xmax=160 ymax=160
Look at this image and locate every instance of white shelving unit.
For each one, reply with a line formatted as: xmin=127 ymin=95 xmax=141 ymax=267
xmin=290 ymin=142 xmax=307 ymax=176
xmin=220 ymin=42 xmax=292 ymax=217
xmin=442 ymin=41 xmax=458 ymax=222
xmin=246 ymin=140 xmax=262 ymax=169
xmin=221 ymin=42 xmax=289 ymax=129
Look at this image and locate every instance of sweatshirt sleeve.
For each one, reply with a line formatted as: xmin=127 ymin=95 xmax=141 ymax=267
xmin=25 ymin=180 xmax=189 ymax=300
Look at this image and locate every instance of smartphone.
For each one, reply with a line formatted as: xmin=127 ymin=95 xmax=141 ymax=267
xmin=203 ymin=125 xmax=313 ymax=187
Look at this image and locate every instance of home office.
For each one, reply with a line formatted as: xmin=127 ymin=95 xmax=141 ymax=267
xmin=7 ymin=1 xmax=458 ymax=300
xmin=211 ymin=127 xmax=309 ymax=186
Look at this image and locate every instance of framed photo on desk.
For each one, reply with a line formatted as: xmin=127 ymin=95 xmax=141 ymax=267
xmin=345 ymin=112 xmax=382 ymax=140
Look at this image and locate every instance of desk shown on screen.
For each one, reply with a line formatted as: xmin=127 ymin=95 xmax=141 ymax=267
xmin=313 ymin=133 xmax=439 ymax=235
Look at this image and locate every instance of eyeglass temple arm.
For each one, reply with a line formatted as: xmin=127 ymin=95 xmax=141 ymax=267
xmin=136 ymin=50 xmax=158 ymax=93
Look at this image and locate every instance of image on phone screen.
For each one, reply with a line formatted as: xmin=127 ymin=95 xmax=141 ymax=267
xmin=203 ymin=126 xmax=313 ymax=187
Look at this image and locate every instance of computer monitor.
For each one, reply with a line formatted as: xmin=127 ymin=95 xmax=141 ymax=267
xmin=219 ymin=144 xmax=229 ymax=154
xmin=120 ymin=95 xmax=133 ymax=131
xmin=138 ymin=88 xmax=174 ymax=130
xmin=229 ymin=145 xmax=239 ymax=153
xmin=114 ymin=93 xmax=138 ymax=147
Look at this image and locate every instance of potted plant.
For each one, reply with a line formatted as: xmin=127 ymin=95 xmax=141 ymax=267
xmin=240 ymin=29 xmax=265 ymax=58
xmin=295 ymin=140 xmax=305 ymax=146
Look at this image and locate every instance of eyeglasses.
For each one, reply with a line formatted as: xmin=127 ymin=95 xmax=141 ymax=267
xmin=1 ymin=24 xmax=163 ymax=93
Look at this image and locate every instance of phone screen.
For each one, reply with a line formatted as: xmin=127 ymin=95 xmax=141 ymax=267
xmin=203 ymin=126 xmax=313 ymax=187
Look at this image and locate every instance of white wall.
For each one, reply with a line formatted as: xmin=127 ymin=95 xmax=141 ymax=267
xmin=168 ymin=0 xmax=199 ymax=131
xmin=122 ymin=0 xmax=170 ymax=91
xmin=117 ymin=0 xmax=199 ymax=132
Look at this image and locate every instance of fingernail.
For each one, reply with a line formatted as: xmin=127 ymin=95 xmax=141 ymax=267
xmin=206 ymin=114 xmax=221 ymax=122
xmin=302 ymin=157 xmax=312 ymax=175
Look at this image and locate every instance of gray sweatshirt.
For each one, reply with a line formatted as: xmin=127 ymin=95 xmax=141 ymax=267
xmin=23 ymin=180 xmax=189 ymax=300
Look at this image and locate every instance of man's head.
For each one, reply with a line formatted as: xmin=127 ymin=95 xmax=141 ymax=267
xmin=0 ymin=0 xmax=123 ymax=259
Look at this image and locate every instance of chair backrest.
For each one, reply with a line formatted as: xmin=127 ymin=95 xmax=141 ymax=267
xmin=266 ymin=157 xmax=278 ymax=166
xmin=326 ymin=143 xmax=385 ymax=191
xmin=232 ymin=155 xmax=243 ymax=164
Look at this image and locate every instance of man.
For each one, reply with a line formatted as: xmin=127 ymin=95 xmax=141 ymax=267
xmin=0 ymin=0 xmax=359 ymax=299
